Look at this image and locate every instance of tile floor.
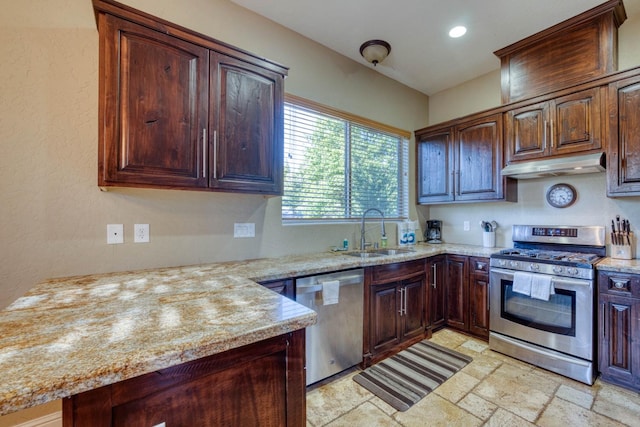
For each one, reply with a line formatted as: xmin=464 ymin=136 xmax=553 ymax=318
xmin=306 ymin=329 xmax=640 ymax=426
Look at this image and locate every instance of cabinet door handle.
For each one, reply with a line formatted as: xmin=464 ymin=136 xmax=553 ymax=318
xmin=398 ymin=288 xmax=404 ymax=315
xmin=213 ymin=130 xmax=218 ymax=179
xmin=550 ymin=119 xmax=554 ymax=148
xmin=601 ymin=302 xmax=606 ymax=339
xmin=432 ymin=264 xmax=437 ymax=288
xmin=202 ymin=128 xmax=207 ymax=178
xmin=403 ymin=287 xmax=407 ymax=316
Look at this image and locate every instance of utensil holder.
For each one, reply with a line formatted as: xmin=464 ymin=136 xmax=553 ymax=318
xmin=483 ymin=231 xmax=496 ymax=248
xmin=612 ymin=233 xmax=634 ymax=260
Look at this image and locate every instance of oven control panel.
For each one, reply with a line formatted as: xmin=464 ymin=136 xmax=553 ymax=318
xmin=490 ymin=258 xmax=595 ymax=280
xmin=532 ymin=227 xmax=578 ymax=238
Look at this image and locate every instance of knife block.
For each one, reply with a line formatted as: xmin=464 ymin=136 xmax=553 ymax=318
xmin=611 ymin=233 xmax=634 ymax=260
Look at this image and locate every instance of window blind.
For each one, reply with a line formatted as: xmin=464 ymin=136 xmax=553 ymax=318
xmin=283 ymin=97 xmax=409 ymax=222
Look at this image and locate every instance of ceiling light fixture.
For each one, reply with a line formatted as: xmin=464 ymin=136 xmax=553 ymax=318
xmin=449 ymin=26 xmax=467 ymax=38
xmin=359 ymin=39 xmax=391 ymax=66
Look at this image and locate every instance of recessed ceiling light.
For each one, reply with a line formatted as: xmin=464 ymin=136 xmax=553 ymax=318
xmin=449 ymin=26 xmax=467 ymax=38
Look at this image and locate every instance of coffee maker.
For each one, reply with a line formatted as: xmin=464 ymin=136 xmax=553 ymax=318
xmin=425 ymin=220 xmax=442 ymax=244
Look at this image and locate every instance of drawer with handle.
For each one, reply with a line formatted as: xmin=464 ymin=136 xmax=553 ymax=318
xmin=598 ymin=271 xmax=640 ymax=298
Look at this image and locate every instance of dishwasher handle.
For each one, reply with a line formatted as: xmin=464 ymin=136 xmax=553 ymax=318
xmin=296 ymin=271 xmax=364 ymax=295
xmin=296 ymin=284 xmax=323 ymax=294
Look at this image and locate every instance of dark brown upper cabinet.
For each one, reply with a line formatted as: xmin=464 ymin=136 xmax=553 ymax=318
xmin=504 ymin=87 xmax=604 ymax=164
xmin=94 ymin=0 xmax=287 ymax=195
xmin=607 ymin=74 xmax=640 ymax=196
xmin=416 ymin=113 xmax=517 ymax=205
xmin=495 ymin=0 xmax=626 ymax=103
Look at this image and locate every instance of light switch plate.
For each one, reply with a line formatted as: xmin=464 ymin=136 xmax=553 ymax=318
xmin=234 ymin=223 xmax=255 ymax=238
xmin=107 ymin=224 xmax=124 ymax=244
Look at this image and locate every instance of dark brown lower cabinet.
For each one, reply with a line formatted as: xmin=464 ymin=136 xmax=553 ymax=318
xmin=63 ymin=330 xmax=306 ymax=426
xmin=427 ymin=255 xmax=447 ymax=330
xmin=598 ymin=271 xmax=640 ymax=392
xmin=364 ymin=259 xmax=428 ymax=367
xmin=445 ymin=255 xmax=469 ymax=331
xmin=468 ymin=257 xmax=490 ymax=339
xmin=444 ymin=255 xmax=489 ymax=340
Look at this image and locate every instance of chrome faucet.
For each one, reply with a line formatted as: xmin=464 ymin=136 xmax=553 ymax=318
xmin=360 ymin=208 xmax=385 ymax=250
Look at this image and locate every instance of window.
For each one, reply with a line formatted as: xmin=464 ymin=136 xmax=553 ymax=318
xmin=283 ymin=95 xmax=410 ymax=222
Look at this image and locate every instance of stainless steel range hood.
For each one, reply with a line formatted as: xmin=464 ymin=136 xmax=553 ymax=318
xmin=501 ymin=152 xmax=605 ymax=179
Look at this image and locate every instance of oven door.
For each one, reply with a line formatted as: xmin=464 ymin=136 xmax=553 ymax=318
xmin=489 ymin=267 xmax=593 ymax=360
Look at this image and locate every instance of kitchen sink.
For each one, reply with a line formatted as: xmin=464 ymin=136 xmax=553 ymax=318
xmin=345 ymin=251 xmax=385 ymax=258
xmin=344 ymin=248 xmax=415 ymax=258
xmin=372 ymin=248 xmax=415 ymax=255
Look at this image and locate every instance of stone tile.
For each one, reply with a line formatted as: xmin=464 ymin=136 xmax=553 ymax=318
xmin=306 ymin=329 xmax=640 ymax=426
xmin=325 ymin=402 xmax=402 ymax=427
xmin=461 ymin=352 xmax=502 ymax=380
xmin=307 ymin=372 xmax=373 ymax=426
xmin=484 ymin=408 xmax=536 ymax=427
xmin=458 ymin=392 xmax=498 ymax=421
xmin=485 ymin=349 xmax=538 ymax=371
xmin=460 ymin=338 xmax=489 ymax=353
xmin=473 ymin=364 xmax=552 ymax=422
xmin=393 ymin=393 xmax=482 ymax=427
xmin=434 ymin=371 xmax=480 ymax=403
xmin=369 ymin=395 xmax=398 ymax=416
xmin=592 ymin=383 xmax=640 ymax=426
xmin=555 ymin=384 xmax=595 ymax=409
xmin=538 ymin=396 xmax=625 ymax=427
xmin=430 ymin=329 xmax=469 ymax=348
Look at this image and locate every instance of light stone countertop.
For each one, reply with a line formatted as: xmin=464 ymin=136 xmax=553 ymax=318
xmin=596 ymin=257 xmax=640 ymax=274
xmin=0 ymin=243 xmax=499 ymax=416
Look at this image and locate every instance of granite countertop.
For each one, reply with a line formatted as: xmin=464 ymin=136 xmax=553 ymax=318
xmin=0 ymin=242 xmax=506 ymax=416
xmin=596 ymin=257 xmax=640 ymax=274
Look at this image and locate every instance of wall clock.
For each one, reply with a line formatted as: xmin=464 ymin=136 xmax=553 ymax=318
xmin=546 ymin=183 xmax=576 ymax=208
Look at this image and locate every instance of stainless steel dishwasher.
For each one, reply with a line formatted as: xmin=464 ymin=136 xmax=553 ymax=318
xmin=296 ymin=268 xmax=364 ymax=385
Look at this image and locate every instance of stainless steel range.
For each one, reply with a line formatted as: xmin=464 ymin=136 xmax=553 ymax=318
xmin=489 ymin=225 xmax=605 ymax=385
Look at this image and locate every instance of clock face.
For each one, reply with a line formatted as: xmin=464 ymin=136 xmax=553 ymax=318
xmin=546 ymin=183 xmax=576 ymax=208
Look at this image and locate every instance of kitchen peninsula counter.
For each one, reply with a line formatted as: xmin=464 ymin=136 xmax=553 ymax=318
xmin=0 ymin=243 xmax=497 ymax=416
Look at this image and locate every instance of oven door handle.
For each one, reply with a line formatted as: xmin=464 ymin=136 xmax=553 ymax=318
xmin=490 ymin=267 xmax=592 ymax=289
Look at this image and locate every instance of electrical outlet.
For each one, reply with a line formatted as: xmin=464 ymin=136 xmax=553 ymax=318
xmin=234 ymin=223 xmax=255 ymax=238
xmin=463 ymin=221 xmax=470 ymax=231
xmin=107 ymin=224 xmax=124 ymax=244
xmin=134 ymin=224 xmax=150 ymax=243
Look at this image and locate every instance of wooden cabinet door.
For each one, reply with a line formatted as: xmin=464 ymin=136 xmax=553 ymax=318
xmin=370 ymin=282 xmax=401 ymax=354
xmin=607 ymin=75 xmax=640 ymax=196
xmin=468 ymin=257 xmax=490 ymax=339
xmin=599 ymin=293 xmax=640 ymax=390
xmin=400 ymin=276 xmax=426 ymax=342
xmin=416 ymin=129 xmax=455 ymax=203
xmin=427 ymin=255 xmax=447 ymax=330
xmin=64 ymin=331 xmax=305 ymax=426
xmin=98 ymin=15 xmax=209 ymax=188
xmin=505 ymin=101 xmax=549 ymax=163
xmin=550 ymin=87 xmax=602 ymax=156
xmin=210 ymin=53 xmax=284 ymax=194
xmin=445 ymin=255 xmax=469 ymax=331
xmin=455 ymin=114 xmax=504 ymax=202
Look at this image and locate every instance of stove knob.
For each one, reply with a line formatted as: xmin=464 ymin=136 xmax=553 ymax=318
xmin=567 ymin=267 xmax=579 ymax=276
xmin=529 ymin=263 xmax=540 ymax=272
xmin=553 ymin=266 xmax=564 ymax=274
xmin=509 ymin=261 xmax=519 ymax=268
xmin=498 ymin=259 xmax=507 ymax=267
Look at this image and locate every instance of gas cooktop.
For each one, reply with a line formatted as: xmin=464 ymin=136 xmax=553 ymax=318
xmin=494 ymin=248 xmax=602 ymax=265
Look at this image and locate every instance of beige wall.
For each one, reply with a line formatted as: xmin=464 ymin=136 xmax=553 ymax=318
xmin=0 ymin=0 xmax=429 ymax=311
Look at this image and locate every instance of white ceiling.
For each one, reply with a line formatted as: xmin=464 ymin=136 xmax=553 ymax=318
xmin=230 ymin=0 xmax=634 ymax=95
